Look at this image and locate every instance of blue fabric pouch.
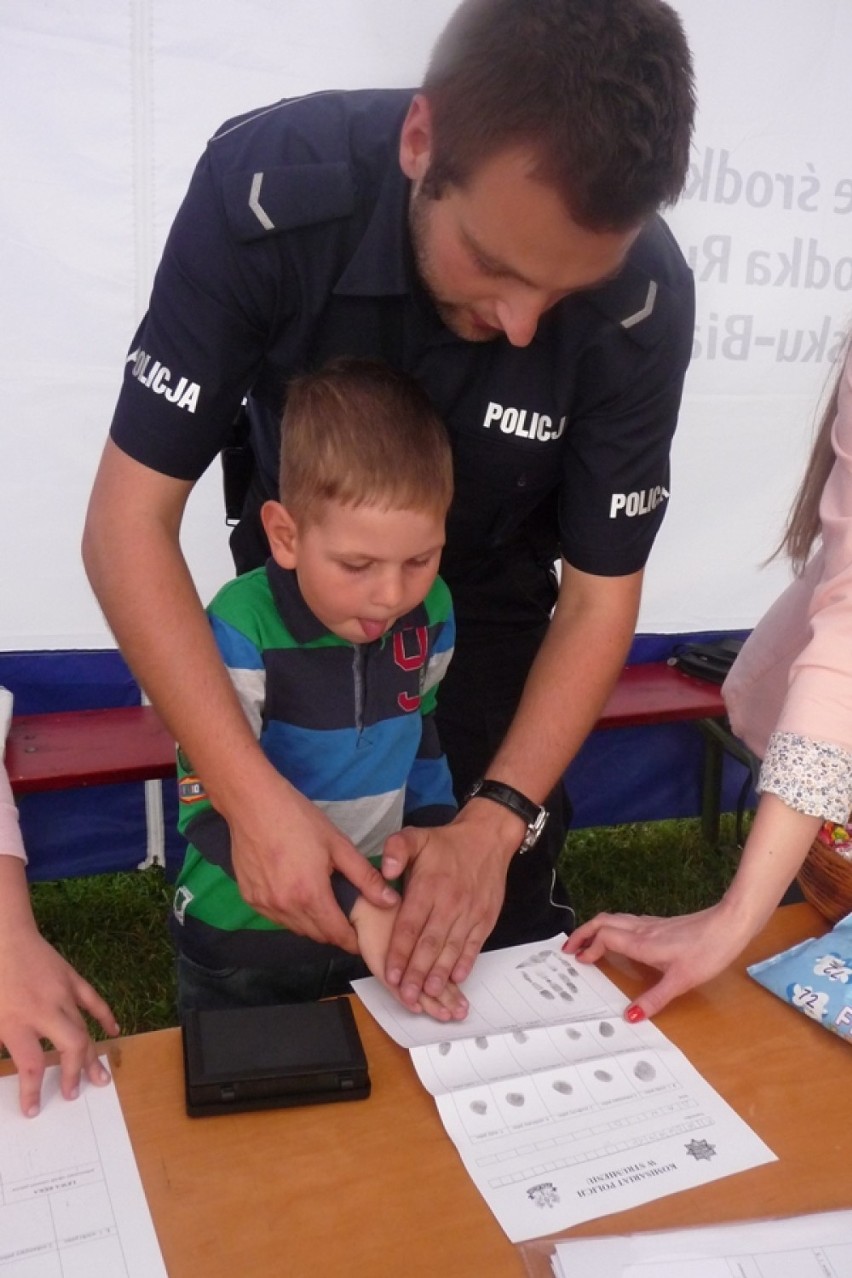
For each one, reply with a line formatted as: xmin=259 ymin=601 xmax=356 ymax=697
xmin=747 ymin=912 xmax=852 ymax=1042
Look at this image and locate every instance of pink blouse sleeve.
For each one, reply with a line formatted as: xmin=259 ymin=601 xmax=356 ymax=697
xmin=0 ymin=688 xmax=27 ymax=862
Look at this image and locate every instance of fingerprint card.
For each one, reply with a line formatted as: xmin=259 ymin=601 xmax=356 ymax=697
xmin=353 ymin=935 xmax=775 ymax=1242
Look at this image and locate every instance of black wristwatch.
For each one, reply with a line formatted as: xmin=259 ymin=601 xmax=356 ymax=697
xmin=464 ymin=779 xmax=549 ymax=854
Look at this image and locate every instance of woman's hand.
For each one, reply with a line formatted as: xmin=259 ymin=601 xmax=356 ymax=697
xmin=562 ymin=902 xmax=755 ymax=1020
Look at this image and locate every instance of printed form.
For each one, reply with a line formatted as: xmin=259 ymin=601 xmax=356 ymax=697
xmin=353 ymin=936 xmax=775 ymax=1243
xmin=0 ymin=1064 xmax=167 ymax=1277
xmin=547 ymin=1210 xmax=852 ymax=1276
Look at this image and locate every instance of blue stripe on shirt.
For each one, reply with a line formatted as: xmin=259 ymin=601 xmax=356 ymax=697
xmin=209 ymin=614 xmax=265 ymax=670
xmin=262 ymin=717 xmax=420 ymax=801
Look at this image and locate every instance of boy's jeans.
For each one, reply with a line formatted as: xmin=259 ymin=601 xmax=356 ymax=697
xmin=176 ymin=949 xmax=370 ymax=1020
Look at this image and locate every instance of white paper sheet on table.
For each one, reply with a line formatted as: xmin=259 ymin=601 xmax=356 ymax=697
xmin=0 ymin=1064 xmax=168 ymax=1277
xmin=548 ymin=1210 xmax=852 ymax=1277
xmin=352 ymin=935 xmax=776 ymax=1243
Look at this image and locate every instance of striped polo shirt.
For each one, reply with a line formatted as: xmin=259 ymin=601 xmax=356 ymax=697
xmin=171 ymin=558 xmax=457 ymax=968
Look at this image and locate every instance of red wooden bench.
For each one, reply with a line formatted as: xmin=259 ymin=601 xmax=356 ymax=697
xmin=594 ymin=664 xmax=735 ymax=842
xmin=594 ymin=660 xmax=725 ymax=728
xmin=7 ymin=705 xmax=176 ymax=795
xmin=5 ymin=662 xmax=735 ymax=841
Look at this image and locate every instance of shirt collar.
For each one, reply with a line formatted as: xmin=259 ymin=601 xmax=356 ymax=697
xmin=266 ymin=559 xmax=328 ymax=643
xmin=333 ymin=155 xmax=414 ymax=299
xmin=265 ymin=558 xmax=429 ymax=645
xmin=331 ymin=153 xmax=488 ymax=349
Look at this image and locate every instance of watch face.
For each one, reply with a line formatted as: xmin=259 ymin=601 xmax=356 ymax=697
xmin=520 ymin=808 xmax=549 ymax=853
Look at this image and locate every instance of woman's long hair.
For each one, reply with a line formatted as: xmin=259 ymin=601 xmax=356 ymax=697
xmin=779 ymin=336 xmax=850 ymax=574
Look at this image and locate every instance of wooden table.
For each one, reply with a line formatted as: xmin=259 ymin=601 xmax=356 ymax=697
xmin=5 ymin=905 xmax=848 ymax=1276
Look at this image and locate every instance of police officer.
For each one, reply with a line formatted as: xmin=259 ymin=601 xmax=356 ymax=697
xmin=83 ymin=0 xmax=696 ymax=1012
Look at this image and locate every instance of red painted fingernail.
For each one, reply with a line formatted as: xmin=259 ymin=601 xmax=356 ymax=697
xmin=626 ymin=1005 xmax=646 ymax=1023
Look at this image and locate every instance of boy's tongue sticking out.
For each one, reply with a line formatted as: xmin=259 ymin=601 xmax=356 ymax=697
xmin=359 ymin=618 xmax=388 ymax=642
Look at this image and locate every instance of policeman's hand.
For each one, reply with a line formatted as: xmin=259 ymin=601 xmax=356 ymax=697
xmin=226 ymin=773 xmax=399 ymax=952
xmin=563 ymin=902 xmax=752 ymax=1021
xmin=351 ymin=895 xmax=469 ymax=1023
xmin=0 ymin=925 xmax=119 ymax=1117
xmin=380 ymin=808 xmax=515 ymax=1010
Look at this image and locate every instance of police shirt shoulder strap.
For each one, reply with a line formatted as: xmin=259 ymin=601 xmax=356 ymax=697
xmin=222 ymin=163 xmax=356 ymax=243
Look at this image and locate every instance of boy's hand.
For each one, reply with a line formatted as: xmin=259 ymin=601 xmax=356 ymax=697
xmin=350 ymin=895 xmax=469 ymax=1023
xmin=0 ymin=926 xmax=119 ymax=1117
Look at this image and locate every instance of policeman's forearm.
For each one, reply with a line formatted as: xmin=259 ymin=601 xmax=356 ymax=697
xmin=486 ymin=569 xmax=642 ymax=801
xmin=82 ymin=447 xmax=274 ymax=812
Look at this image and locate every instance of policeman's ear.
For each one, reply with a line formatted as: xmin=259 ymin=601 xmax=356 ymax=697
xmin=399 ymin=94 xmax=434 ymax=182
xmin=261 ymin=500 xmax=299 ymax=569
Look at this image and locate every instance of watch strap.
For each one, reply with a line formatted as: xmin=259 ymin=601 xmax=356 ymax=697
xmin=464 ymin=779 xmax=549 ymax=853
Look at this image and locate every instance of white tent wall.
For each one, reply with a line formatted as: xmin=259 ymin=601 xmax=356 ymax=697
xmin=2 ymin=2 xmax=852 ymax=859
xmin=654 ymin=0 xmax=852 ymax=630
xmin=0 ymin=0 xmax=460 ymax=650
xmin=2 ymin=1 xmax=852 ymax=650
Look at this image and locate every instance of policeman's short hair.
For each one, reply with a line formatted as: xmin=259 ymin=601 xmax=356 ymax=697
xmin=421 ymin=0 xmax=695 ymax=230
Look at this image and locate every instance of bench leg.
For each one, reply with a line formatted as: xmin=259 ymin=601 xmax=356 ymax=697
xmin=698 ymin=717 xmax=762 ymax=847
xmin=699 ymin=721 xmax=725 ymax=846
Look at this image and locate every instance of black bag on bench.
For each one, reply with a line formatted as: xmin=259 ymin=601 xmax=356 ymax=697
xmin=667 ymin=638 xmax=744 ymax=684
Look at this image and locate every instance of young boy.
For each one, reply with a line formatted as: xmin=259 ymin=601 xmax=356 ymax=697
xmin=171 ymin=360 xmax=466 ymax=1021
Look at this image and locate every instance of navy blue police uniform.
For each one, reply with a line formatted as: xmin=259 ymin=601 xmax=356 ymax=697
xmin=110 ymin=89 xmax=695 ymax=948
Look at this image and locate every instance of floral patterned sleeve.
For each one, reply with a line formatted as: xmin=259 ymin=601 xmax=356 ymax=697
xmin=758 ymin=730 xmax=852 ymax=824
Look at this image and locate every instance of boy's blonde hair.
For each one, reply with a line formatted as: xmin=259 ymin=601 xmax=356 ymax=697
xmin=279 ymin=359 xmax=454 ymax=523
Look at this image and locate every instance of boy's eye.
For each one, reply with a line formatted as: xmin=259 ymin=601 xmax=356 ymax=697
xmin=340 ymin=561 xmax=370 ymax=574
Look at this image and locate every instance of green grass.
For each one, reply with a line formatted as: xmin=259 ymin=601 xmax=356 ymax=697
xmin=30 ymin=869 xmax=177 ymax=1036
xmin=29 ymin=815 xmax=744 ymax=1039
xmin=561 ymin=816 xmax=743 ymax=922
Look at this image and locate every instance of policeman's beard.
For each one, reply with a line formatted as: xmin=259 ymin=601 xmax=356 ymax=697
xmin=408 ymin=189 xmax=498 ymax=344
